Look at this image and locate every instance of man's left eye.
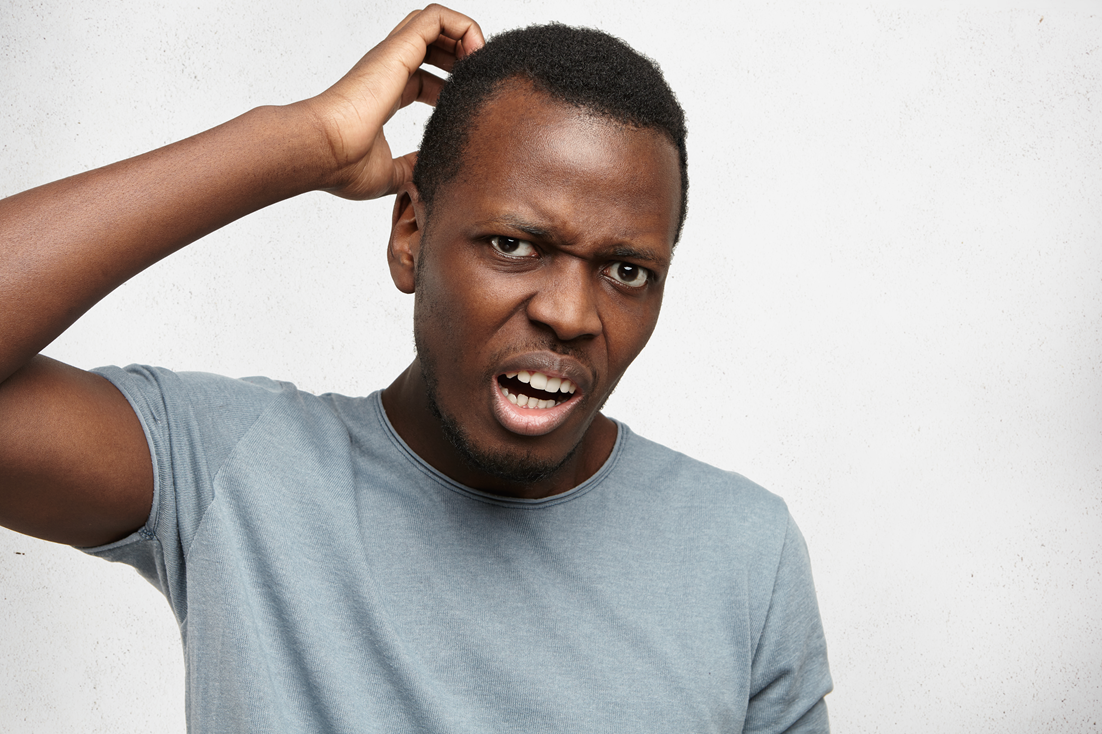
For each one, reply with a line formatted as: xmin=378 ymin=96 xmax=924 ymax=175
xmin=605 ymin=262 xmax=650 ymax=288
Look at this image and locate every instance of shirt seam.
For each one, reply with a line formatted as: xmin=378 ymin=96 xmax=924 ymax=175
xmin=368 ymin=391 xmax=625 ymax=509
xmin=186 ymin=394 xmax=283 ymax=557
xmin=748 ymin=511 xmax=794 ymax=687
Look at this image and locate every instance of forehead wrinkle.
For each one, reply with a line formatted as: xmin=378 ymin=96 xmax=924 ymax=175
xmin=483 ymin=212 xmax=670 ymax=268
xmin=492 ymin=213 xmax=555 ymax=242
xmin=608 ymin=245 xmax=670 ymax=268
xmin=442 ymin=84 xmax=680 ymax=260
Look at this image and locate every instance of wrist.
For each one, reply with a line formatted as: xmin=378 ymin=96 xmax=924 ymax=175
xmin=242 ymin=102 xmax=347 ymax=198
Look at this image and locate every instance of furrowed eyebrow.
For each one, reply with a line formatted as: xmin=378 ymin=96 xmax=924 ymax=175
xmin=608 ymin=246 xmax=670 ymax=268
xmin=486 ymin=215 xmax=671 ymax=268
xmin=492 ymin=215 xmax=554 ymax=241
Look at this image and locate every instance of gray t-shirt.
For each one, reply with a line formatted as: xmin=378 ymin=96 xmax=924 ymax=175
xmin=87 ymin=365 xmax=832 ymax=733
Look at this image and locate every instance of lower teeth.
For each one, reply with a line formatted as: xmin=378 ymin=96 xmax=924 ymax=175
xmin=503 ymin=388 xmax=557 ymax=409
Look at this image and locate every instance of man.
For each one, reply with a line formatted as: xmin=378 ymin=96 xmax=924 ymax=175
xmin=0 ymin=5 xmax=831 ymax=731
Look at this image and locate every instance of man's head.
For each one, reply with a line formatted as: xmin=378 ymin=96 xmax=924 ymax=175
xmin=386 ymin=24 xmax=686 ymax=496
xmin=413 ymin=23 xmax=688 ymax=243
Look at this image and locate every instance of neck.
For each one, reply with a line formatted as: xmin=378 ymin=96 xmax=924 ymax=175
xmin=380 ymin=360 xmax=617 ymax=499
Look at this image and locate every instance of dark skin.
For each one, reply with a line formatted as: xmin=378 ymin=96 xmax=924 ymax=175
xmin=0 ymin=9 xmax=680 ymax=547
xmin=382 ymin=82 xmax=680 ymax=498
xmin=0 ymin=6 xmax=485 ymax=547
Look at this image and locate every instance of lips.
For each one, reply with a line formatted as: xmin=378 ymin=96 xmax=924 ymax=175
xmin=490 ymin=354 xmax=592 ymax=437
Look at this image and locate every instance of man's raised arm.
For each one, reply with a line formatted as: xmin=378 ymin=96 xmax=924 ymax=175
xmin=0 ymin=5 xmax=483 ymax=548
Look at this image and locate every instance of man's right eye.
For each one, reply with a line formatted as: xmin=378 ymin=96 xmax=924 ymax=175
xmin=489 ymin=236 xmax=536 ymax=258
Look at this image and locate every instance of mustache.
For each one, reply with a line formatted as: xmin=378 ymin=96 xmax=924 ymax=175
xmin=488 ymin=340 xmax=590 ymax=368
xmin=484 ymin=340 xmax=600 ymax=395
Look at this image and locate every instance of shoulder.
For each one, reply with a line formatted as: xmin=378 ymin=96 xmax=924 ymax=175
xmin=92 ymin=364 xmax=364 ymax=416
xmin=93 ymin=363 xmax=298 ymax=408
xmin=91 ymin=364 xmax=372 ymax=473
xmin=613 ymin=423 xmax=792 ymax=534
xmin=607 ymin=424 xmax=827 ymax=675
xmin=604 ymin=423 xmax=801 ymax=598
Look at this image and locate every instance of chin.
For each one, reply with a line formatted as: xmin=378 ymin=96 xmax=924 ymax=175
xmin=429 ymin=389 xmax=581 ymax=486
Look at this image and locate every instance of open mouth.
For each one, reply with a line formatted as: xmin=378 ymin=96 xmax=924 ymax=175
xmin=496 ymin=370 xmax=578 ymax=410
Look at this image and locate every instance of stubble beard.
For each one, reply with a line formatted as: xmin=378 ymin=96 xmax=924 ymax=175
xmin=415 ymin=330 xmax=582 ymax=487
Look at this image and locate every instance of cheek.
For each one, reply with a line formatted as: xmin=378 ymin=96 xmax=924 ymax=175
xmin=602 ymin=290 xmax=663 ymax=367
xmin=414 ymin=245 xmax=478 ymax=328
xmin=412 ymin=266 xmax=466 ymax=376
xmin=412 ymin=272 xmax=458 ymax=351
xmin=413 ymin=254 xmax=505 ymax=370
xmin=418 ymin=245 xmax=494 ymax=314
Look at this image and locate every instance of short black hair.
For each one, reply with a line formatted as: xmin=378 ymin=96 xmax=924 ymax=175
xmin=413 ymin=23 xmax=689 ymax=243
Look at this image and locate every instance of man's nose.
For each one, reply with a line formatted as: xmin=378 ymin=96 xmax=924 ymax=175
xmin=525 ymin=260 xmax=603 ymax=342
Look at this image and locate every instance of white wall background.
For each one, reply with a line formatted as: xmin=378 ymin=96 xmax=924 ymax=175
xmin=1 ymin=0 xmax=1099 ymax=731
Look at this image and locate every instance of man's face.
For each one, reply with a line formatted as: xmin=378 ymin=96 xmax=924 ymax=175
xmin=400 ymin=82 xmax=681 ymax=493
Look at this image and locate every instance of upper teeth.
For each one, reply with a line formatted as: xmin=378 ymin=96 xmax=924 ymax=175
xmin=502 ymin=370 xmax=577 ymax=409
xmin=507 ymin=371 xmax=576 ymax=394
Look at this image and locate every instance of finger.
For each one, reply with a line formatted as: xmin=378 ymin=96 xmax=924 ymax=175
xmin=399 ymin=5 xmax=484 ymax=73
xmin=387 ymin=151 xmax=420 ymax=195
xmin=387 ymin=5 xmax=481 ymax=55
xmin=423 ymin=41 xmax=462 ymax=74
xmin=427 ymin=33 xmax=458 ymax=57
xmin=399 ymin=68 xmax=448 ymax=109
xmin=426 ymin=4 xmax=486 ymax=55
xmin=454 ymin=21 xmax=484 ymax=59
xmin=386 ymin=9 xmax=423 ymax=38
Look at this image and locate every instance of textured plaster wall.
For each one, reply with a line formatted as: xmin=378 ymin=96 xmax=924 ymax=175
xmin=1 ymin=1 xmax=1100 ymax=731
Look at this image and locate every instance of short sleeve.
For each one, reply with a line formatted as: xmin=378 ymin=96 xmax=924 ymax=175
xmin=743 ymin=514 xmax=833 ymax=733
xmin=79 ymin=365 xmax=287 ymax=623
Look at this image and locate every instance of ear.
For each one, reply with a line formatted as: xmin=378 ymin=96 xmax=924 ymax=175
xmin=388 ymin=183 xmax=425 ymax=294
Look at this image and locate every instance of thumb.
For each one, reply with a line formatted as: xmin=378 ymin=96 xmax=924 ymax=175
xmin=388 ymin=151 xmax=419 ymax=195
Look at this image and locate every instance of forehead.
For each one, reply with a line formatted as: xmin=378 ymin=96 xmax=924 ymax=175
xmin=432 ymin=82 xmax=682 ymax=252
